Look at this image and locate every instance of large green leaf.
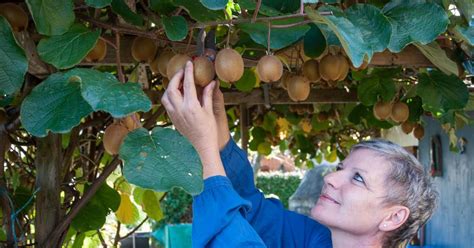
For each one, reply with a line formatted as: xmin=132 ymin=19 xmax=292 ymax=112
xmin=20 ymin=72 xmax=93 ymax=137
xmin=26 ymin=0 xmax=75 ymax=36
xmin=85 ymin=0 xmax=112 ymax=8
xmin=383 ymin=1 xmax=448 ymax=52
xmin=306 ymin=6 xmax=367 ymax=68
xmin=115 ymin=193 xmax=140 ymax=225
xmin=345 ymin=4 xmax=392 ymax=54
xmin=111 ymin=0 xmax=144 ymax=26
xmin=162 ymin=16 xmax=188 ymax=41
xmin=172 ymin=0 xmax=224 ymax=22
xmin=239 ymin=18 xmax=310 ymax=49
xmin=200 ymin=0 xmax=227 ymax=10
xmin=454 ymin=25 xmax=473 ymax=46
xmin=0 ymin=17 xmax=27 ymax=95
xmin=149 ymin=0 xmax=175 ymax=15
xmin=262 ymin=0 xmax=299 ymax=13
xmin=416 ymin=70 xmax=469 ymax=114
xmin=37 ymin=24 xmax=100 ymax=69
xmin=72 ymin=68 xmax=151 ymax=117
xmin=121 ymin=127 xmax=203 ymax=195
xmin=357 ymin=73 xmax=396 ymax=106
xmin=95 ymin=182 xmax=121 ymax=212
xmin=304 ymin=23 xmax=327 ymax=58
xmin=235 ymin=69 xmax=257 ymax=92
xmin=414 ymin=42 xmax=458 ymax=76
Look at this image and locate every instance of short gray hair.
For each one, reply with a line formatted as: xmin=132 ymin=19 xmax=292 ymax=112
xmin=351 ymin=139 xmax=438 ymax=247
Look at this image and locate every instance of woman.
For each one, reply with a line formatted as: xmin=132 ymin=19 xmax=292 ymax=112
xmin=161 ymin=61 xmax=438 ymax=248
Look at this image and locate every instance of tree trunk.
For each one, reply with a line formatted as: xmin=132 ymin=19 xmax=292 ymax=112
xmin=35 ymin=134 xmax=63 ymax=247
xmin=0 ymin=130 xmax=14 ymax=247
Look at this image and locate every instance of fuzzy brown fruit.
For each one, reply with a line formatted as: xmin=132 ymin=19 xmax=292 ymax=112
xmin=413 ymin=124 xmax=425 ymax=139
xmin=302 ymin=59 xmax=321 ymax=82
xmin=279 ymin=72 xmax=291 ymax=89
xmin=215 ymin=48 xmax=244 ymax=83
xmin=401 ymin=121 xmax=414 ymax=134
xmin=103 ymin=123 xmax=129 ymax=155
xmin=131 ymin=37 xmax=157 ymax=63
xmin=287 ymin=76 xmax=310 ymax=101
xmin=162 ymin=77 xmax=170 ymax=89
xmin=193 ymin=56 xmax=215 ymax=87
xmin=373 ymin=101 xmax=392 ymax=121
xmin=0 ymin=3 xmax=28 ymax=31
xmin=166 ymin=54 xmax=191 ymax=79
xmin=319 ymin=54 xmax=349 ymax=81
xmin=85 ymin=38 xmax=107 ymax=62
xmin=391 ymin=102 xmax=410 ymax=123
xmin=257 ymin=55 xmax=283 ymax=83
xmin=121 ymin=113 xmax=141 ymax=131
xmin=150 ymin=50 xmax=175 ymax=77
xmin=350 ymin=59 xmax=369 ymax=71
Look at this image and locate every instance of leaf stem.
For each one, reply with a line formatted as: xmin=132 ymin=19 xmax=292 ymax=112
xmin=115 ymin=32 xmax=125 ymax=83
xmin=252 ymin=0 xmax=262 ymax=23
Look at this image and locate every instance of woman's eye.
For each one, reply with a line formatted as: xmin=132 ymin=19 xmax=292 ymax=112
xmin=353 ymin=172 xmax=365 ymax=183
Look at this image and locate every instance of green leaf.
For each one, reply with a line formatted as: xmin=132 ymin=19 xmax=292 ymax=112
xmin=85 ymin=0 xmax=112 ymax=8
xmin=357 ymin=76 xmax=396 ymax=106
xmin=0 ymin=17 xmax=27 ymax=95
xmin=37 ymin=24 xmax=100 ymax=69
xmin=200 ymin=0 xmax=228 ymax=10
xmin=235 ymin=69 xmax=257 ymax=92
xmin=306 ymin=6 xmax=367 ymax=68
xmin=72 ymin=68 xmax=151 ymax=117
xmin=26 ymin=0 xmax=75 ymax=36
xmin=132 ymin=186 xmax=146 ymax=205
xmin=251 ymin=126 xmax=266 ymax=142
xmin=454 ymin=25 xmax=473 ymax=46
xmin=171 ymin=0 xmax=224 ymax=22
xmin=72 ymin=233 xmax=86 ymax=248
xmin=72 ymin=198 xmax=108 ymax=232
xmin=406 ymin=96 xmax=423 ymax=122
xmin=416 ymin=70 xmax=469 ymax=114
xmin=115 ymin=193 xmax=140 ymax=225
xmin=238 ymin=0 xmax=284 ymax=16
xmin=413 ymin=42 xmax=458 ymax=76
xmin=121 ymin=127 xmax=203 ymax=196
xmin=20 ymin=72 xmax=93 ymax=137
xmin=111 ymin=0 xmax=144 ymax=26
xmin=261 ymin=0 xmax=299 ymax=14
xmin=383 ymin=1 xmax=448 ymax=52
xmin=257 ymin=142 xmax=272 ymax=155
xmin=162 ymin=16 xmax=188 ymax=41
xmin=142 ymin=190 xmax=164 ymax=221
xmin=239 ymin=18 xmax=311 ymax=49
xmin=114 ymin=176 xmax=133 ymax=195
xmin=304 ymin=24 xmax=327 ymax=58
xmin=345 ymin=4 xmax=392 ymax=54
xmin=0 ymin=228 xmax=6 ymax=242
xmin=149 ymin=0 xmax=175 ymax=15
xmin=95 ymin=182 xmax=121 ymax=212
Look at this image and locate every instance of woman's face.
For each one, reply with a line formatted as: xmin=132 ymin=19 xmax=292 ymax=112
xmin=311 ymin=149 xmax=393 ymax=235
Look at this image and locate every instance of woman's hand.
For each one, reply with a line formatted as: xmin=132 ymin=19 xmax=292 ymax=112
xmin=161 ymin=61 xmax=225 ymax=178
xmin=212 ymin=83 xmax=231 ymax=151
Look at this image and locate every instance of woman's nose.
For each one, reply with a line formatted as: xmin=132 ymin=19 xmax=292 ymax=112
xmin=323 ymin=170 xmax=343 ymax=189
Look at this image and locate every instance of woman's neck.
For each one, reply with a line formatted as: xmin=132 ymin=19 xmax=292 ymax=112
xmin=330 ymin=229 xmax=384 ymax=248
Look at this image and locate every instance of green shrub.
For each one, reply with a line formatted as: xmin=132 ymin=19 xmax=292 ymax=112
xmin=256 ymin=174 xmax=302 ymax=208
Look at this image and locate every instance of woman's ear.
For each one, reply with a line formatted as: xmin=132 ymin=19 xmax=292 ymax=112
xmin=379 ymin=206 xmax=410 ymax=231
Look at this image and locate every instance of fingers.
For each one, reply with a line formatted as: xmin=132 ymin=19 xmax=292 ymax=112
xmin=202 ymin=81 xmax=216 ymax=112
xmin=183 ymin=61 xmax=198 ymax=104
xmin=166 ymin=68 xmax=184 ymax=107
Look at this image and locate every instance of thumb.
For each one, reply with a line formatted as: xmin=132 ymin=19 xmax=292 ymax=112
xmin=203 ymin=81 xmax=216 ymax=111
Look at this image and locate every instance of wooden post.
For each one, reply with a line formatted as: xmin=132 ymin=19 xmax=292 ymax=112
xmin=240 ymin=103 xmax=249 ymax=155
xmin=35 ymin=134 xmax=63 ymax=247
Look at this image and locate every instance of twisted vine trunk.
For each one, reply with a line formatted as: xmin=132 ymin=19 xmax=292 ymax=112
xmin=0 ymin=130 xmax=14 ymax=247
xmin=35 ymin=134 xmax=63 ymax=247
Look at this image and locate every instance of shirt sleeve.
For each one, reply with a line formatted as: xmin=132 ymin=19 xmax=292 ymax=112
xmin=192 ymin=176 xmax=267 ymax=248
xmin=220 ymin=138 xmax=332 ymax=248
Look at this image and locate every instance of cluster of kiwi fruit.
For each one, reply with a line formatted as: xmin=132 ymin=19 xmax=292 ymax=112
xmin=288 ymin=104 xmax=314 ymax=115
xmin=103 ymin=113 xmax=140 ymax=155
xmin=0 ymin=3 xmax=29 ymax=32
xmin=373 ymin=100 xmax=424 ymax=139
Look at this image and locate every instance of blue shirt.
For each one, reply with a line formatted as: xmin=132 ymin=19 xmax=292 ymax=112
xmin=193 ymin=138 xmax=332 ymax=247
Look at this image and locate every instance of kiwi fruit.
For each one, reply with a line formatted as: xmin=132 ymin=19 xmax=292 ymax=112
xmin=215 ymin=48 xmax=244 ymax=83
xmin=373 ymin=101 xmax=392 ymax=121
xmin=0 ymin=3 xmax=28 ymax=31
xmin=103 ymin=122 xmax=130 ymax=155
xmin=350 ymin=59 xmax=369 ymax=71
xmin=287 ymin=76 xmax=310 ymax=101
xmin=121 ymin=113 xmax=140 ymax=131
xmin=131 ymin=37 xmax=157 ymax=63
xmin=391 ymin=102 xmax=410 ymax=123
xmin=166 ymin=54 xmax=191 ymax=79
xmin=162 ymin=77 xmax=169 ymax=89
xmin=150 ymin=50 xmax=175 ymax=77
xmin=193 ymin=56 xmax=215 ymax=87
xmin=302 ymin=59 xmax=321 ymax=82
xmin=257 ymin=55 xmax=283 ymax=83
xmin=85 ymin=38 xmax=107 ymax=62
xmin=413 ymin=124 xmax=425 ymax=139
xmin=401 ymin=121 xmax=414 ymax=134
xmin=319 ymin=54 xmax=349 ymax=81
xmin=279 ymin=72 xmax=291 ymax=89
